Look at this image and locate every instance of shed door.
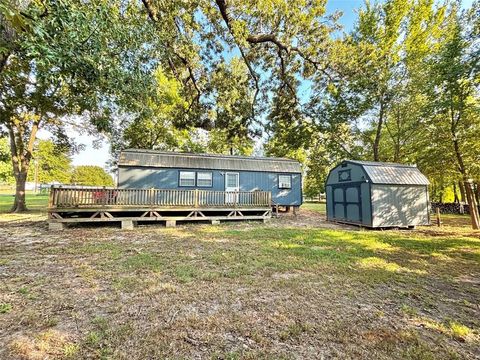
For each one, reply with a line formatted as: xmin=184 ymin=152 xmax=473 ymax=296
xmin=332 ymin=185 xmax=362 ymax=223
xmin=225 ymin=172 xmax=239 ymax=204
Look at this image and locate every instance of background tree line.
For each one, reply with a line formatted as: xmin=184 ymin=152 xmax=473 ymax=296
xmin=0 ymin=138 xmax=113 ymax=187
xmin=0 ymin=0 xmax=478 ymax=226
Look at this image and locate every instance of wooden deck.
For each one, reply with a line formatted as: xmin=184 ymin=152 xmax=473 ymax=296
xmin=47 ymin=186 xmax=272 ymax=230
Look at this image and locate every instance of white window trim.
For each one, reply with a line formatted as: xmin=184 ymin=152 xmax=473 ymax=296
xmin=197 ymin=171 xmax=213 ymax=187
xmin=179 ymin=171 xmax=196 ymax=187
xmin=278 ymin=174 xmax=292 ymax=189
xmin=225 ymin=172 xmax=240 ymax=190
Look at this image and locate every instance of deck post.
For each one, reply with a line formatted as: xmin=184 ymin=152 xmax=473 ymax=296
xmin=194 ymin=189 xmax=198 ymax=208
xmin=49 ymin=222 xmax=65 ymax=231
xmin=121 ymin=220 xmax=136 ymax=230
xmin=165 ymin=220 xmax=176 ymax=228
xmin=48 ymin=185 xmax=54 ymax=209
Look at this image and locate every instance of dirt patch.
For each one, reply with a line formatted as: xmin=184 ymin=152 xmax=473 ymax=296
xmin=270 ymin=209 xmax=358 ymax=230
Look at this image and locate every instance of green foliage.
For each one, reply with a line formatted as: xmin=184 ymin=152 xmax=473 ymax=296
xmin=122 ymin=67 xmax=188 ymax=151
xmin=120 ymin=58 xmax=257 ymax=155
xmin=264 ymin=0 xmax=479 ymax=203
xmin=71 ymin=166 xmax=114 ymax=187
xmin=0 ymin=0 xmax=478 ymax=213
xmin=0 ymin=137 xmax=13 ymax=184
xmin=422 ymin=3 xmax=480 ymax=180
xmin=0 ymin=0 xmax=157 ymax=210
xmin=27 ymin=140 xmax=72 ymax=184
xmin=0 ymin=137 xmax=71 ymax=185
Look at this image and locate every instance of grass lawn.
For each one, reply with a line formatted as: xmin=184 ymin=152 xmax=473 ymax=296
xmin=301 ymin=201 xmax=326 ymax=213
xmin=0 ymin=193 xmax=49 ymax=213
xmin=0 ymin=210 xmax=479 ymax=359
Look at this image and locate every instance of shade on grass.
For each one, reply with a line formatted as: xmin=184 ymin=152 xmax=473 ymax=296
xmin=0 ymin=194 xmax=48 ymax=213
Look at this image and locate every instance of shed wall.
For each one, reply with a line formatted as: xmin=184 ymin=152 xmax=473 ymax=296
xmin=371 ymin=185 xmax=429 ymax=227
xmin=361 ymin=182 xmax=372 ymax=226
xmin=326 ymin=162 xmax=371 ymax=225
xmin=118 ymin=166 xmax=302 ymax=206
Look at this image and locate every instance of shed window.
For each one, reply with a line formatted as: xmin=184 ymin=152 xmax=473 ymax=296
xmin=197 ymin=172 xmax=213 ymax=187
xmin=278 ymin=175 xmax=292 ymax=189
xmin=179 ymin=171 xmax=195 ymax=186
xmin=338 ymin=169 xmax=351 ymax=182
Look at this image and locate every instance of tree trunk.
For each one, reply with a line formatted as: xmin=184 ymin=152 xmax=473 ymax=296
xmin=6 ymin=119 xmax=40 ymax=213
xmin=459 ymin=181 xmax=466 ymax=202
xmin=453 ymin=182 xmax=459 ymax=203
xmin=373 ymin=100 xmax=385 ymax=162
xmin=464 ymin=180 xmax=479 ymax=230
xmin=475 ymin=182 xmax=480 ymax=205
xmin=450 ymin=105 xmax=479 ymax=229
xmin=453 ymin=137 xmax=479 ymax=229
xmin=11 ymin=171 xmax=28 ymax=212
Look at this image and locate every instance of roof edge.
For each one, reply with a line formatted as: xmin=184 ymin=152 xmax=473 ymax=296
xmin=344 ymin=159 xmax=419 ymax=168
xmin=121 ymin=149 xmax=301 ymax=164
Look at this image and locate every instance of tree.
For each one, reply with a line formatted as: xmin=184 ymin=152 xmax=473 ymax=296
xmin=121 ymin=67 xmax=189 ymax=151
xmin=71 ymin=166 xmax=114 ymax=186
xmin=27 ymin=140 xmax=72 ymax=185
xmin=0 ymin=137 xmax=72 ymax=185
xmin=119 ymin=58 xmax=257 ymax=156
xmin=207 ymin=58 xmax=257 ymax=155
xmin=0 ymin=1 xmax=156 ymax=212
xmin=140 ymin=0 xmax=337 ymax=141
xmin=423 ymin=4 xmax=480 ymax=229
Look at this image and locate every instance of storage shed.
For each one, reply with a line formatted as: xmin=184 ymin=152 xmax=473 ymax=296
xmin=326 ymin=160 xmax=430 ymax=228
xmin=118 ymin=149 xmax=303 ymax=207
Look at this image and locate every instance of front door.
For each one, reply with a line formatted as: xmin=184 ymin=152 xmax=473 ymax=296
xmin=225 ymin=172 xmax=239 ymax=204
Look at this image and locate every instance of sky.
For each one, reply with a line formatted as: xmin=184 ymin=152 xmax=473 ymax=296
xmin=69 ymin=0 xmax=474 ymax=169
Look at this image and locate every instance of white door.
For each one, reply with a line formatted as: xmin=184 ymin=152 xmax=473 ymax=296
xmin=225 ymin=172 xmax=239 ymax=204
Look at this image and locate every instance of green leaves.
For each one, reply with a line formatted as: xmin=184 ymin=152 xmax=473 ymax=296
xmin=71 ymin=165 xmax=114 ymax=186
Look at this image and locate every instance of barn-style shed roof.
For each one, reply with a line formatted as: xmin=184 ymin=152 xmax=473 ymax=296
xmin=345 ymin=160 xmax=429 ymax=185
xmin=119 ymin=149 xmax=302 ymax=173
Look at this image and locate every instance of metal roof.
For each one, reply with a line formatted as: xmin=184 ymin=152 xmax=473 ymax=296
xmin=118 ymin=149 xmax=302 ymax=173
xmin=346 ymin=160 xmax=430 ymax=185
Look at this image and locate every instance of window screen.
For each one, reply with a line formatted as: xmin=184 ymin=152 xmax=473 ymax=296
xmin=278 ymin=175 xmax=292 ymax=189
xmin=197 ymin=172 xmax=213 ymax=187
xmin=179 ymin=171 xmax=195 ymax=186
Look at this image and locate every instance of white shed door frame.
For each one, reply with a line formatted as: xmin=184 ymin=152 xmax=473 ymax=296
xmin=225 ymin=172 xmax=240 ymax=204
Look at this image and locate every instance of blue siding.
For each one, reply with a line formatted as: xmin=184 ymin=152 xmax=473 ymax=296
xmin=118 ymin=166 xmax=302 ymax=206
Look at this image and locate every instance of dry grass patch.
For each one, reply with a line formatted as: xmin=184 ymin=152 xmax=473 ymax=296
xmin=0 ymin=215 xmax=479 ymax=359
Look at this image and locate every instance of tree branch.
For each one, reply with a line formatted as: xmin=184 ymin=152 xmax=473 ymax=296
xmin=214 ymin=0 xmax=259 ymax=117
xmin=141 ymin=0 xmax=159 ymax=22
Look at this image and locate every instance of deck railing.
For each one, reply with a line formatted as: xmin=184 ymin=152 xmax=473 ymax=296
xmin=48 ymin=186 xmax=272 ymax=209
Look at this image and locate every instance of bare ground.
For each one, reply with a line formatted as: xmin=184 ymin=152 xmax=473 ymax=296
xmin=0 ymin=210 xmax=479 ymax=359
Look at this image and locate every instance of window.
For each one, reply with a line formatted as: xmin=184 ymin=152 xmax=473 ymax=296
xmin=179 ymin=171 xmax=195 ymax=186
xmin=226 ymin=173 xmax=239 ymax=188
xmin=197 ymin=172 xmax=213 ymax=187
xmin=278 ymin=175 xmax=292 ymax=189
xmin=338 ymin=169 xmax=351 ymax=182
